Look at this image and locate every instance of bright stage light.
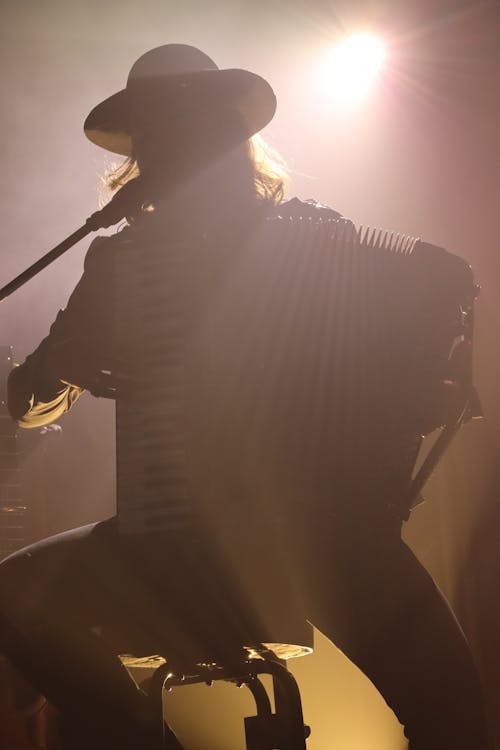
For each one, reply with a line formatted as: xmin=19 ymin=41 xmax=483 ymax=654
xmin=326 ymin=34 xmax=386 ymax=103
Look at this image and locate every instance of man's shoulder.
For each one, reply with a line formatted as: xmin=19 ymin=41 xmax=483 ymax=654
xmin=271 ymin=197 xmax=344 ymax=223
xmin=83 ymin=227 xmax=132 ymax=271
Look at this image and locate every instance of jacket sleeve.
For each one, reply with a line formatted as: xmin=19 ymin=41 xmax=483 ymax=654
xmin=7 ymin=236 xmax=111 ymax=429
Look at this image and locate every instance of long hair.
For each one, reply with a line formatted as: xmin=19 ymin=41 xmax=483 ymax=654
xmin=101 ymin=134 xmax=288 ymax=207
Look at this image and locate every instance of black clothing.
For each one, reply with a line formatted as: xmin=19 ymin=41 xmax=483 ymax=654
xmin=1 ymin=198 xmax=491 ymax=748
xmin=0 ymin=516 xmax=490 ymax=750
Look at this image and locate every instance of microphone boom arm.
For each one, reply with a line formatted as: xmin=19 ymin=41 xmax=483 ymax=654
xmin=0 ymin=177 xmax=145 ymax=303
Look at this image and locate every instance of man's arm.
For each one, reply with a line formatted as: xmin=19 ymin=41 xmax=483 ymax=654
xmin=7 ymin=236 xmax=113 ymax=429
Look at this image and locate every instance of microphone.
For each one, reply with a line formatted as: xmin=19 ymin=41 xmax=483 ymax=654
xmin=86 ymin=177 xmax=148 ymax=231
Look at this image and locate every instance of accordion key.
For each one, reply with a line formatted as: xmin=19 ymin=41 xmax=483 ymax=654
xmin=114 ymin=236 xmax=204 ymax=537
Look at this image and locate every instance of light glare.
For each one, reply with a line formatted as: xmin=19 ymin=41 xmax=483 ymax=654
xmin=327 ymin=34 xmax=386 ymax=103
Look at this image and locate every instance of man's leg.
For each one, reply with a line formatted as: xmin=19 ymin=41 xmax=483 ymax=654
xmin=0 ymin=521 xmax=163 ymax=749
xmin=303 ymin=518 xmax=491 ymax=749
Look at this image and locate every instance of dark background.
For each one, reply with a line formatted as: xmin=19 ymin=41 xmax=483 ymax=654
xmin=0 ymin=1 xmax=499 ymax=746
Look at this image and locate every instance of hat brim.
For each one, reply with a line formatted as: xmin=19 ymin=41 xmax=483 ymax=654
xmin=84 ymin=68 xmax=276 ymax=157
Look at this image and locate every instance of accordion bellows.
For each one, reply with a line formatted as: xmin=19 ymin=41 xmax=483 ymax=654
xmin=114 ymin=209 xmax=475 ymax=538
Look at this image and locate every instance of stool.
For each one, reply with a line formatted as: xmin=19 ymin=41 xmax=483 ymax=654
xmin=121 ymin=625 xmax=314 ymax=750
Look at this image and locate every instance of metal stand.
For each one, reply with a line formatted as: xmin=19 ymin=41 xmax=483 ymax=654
xmin=145 ymin=656 xmax=310 ymax=750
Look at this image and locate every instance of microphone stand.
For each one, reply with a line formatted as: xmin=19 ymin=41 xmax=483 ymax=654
xmin=0 ymin=178 xmax=145 ymax=303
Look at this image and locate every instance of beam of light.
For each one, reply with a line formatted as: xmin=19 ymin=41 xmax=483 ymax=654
xmin=325 ymin=34 xmax=387 ymax=104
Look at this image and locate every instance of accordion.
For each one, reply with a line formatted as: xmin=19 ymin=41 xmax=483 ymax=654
xmin=113 ymin=207 xmax=478 ymax=538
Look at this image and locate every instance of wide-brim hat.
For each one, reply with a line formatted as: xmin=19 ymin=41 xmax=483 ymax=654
xmin=84 ymin=44 xmax=276 ymax=157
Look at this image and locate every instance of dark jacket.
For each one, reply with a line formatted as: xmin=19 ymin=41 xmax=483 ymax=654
xmin=8 ymin=198 xmax=341 ymax=429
